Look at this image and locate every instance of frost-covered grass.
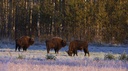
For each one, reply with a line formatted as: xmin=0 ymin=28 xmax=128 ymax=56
xmin=0 ymin=57 xmax=128 ymax=71
xmin=0 ymin=42 xmax=128 ymax=71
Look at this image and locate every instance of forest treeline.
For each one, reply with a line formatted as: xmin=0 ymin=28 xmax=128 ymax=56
xmin=0 ymin=0 xmax=128 ymax=44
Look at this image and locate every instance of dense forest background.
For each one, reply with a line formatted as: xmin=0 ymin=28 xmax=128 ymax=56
xmin=0 ymin=0 xmax=128 ymax=44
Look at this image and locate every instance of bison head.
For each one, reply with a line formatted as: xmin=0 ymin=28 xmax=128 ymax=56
xmin=29 ymin=37 xmax=34 ymax=45
xmin=61 ymin=40 xmax=66 ymax=47
xmin=66 ymin=50 xmax=72 ymax=56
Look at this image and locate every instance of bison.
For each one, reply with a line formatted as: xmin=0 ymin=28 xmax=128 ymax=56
xmin=45 ymin=37 xmax=66 ymax=54
xmin=15 ymin=36 xmax=34 ymax=51
xmin=66 ymin=40 xmax=90 ymax=56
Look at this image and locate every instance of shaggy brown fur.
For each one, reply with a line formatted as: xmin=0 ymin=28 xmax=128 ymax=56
xmin=45 ymin=37 xmax=66 ymax=54
xmin=66 ymin=40 xmax=90 ymax=56
xmin=15 ymin=36 xmax=34 ymax=51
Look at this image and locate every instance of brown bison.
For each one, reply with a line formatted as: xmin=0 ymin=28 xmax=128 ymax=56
xmin=45 ymin=37 xmax=66 ymax=54
xmin=66 ymin=40 xmax=90 ymax=56
xmin=15 ymin=36 xmax=34 ymax=51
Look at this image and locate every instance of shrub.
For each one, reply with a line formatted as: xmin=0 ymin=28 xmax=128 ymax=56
xmin=104 ymin=53 xmax=115 ymax=60
xmin=93 ymin=57 xmax=100 ymax=61
xmin=17 ymin=54 xmax=25 ymax=59
xmin=46 ymin=54 xmax=56 ymax=60
xmin=119 ymin=52 xmax=128 ymax=60
xmin=126 ymin=56 xmax=128 ymax=61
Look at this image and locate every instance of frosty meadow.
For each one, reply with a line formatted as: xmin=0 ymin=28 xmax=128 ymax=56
xmin=0 ymin=39 xmax=128 ymax=71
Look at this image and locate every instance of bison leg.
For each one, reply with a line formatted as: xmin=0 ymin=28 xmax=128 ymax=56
xmin=47 ymin=48 xmax=50 ymax=54
xmin=87 ymin=51 xmax=90 ymax=57
xmin=83 ymin=49 xmax=87 ymax=56
xmin=23 ymin=48 xmax=25 ymax=51
xmin=73 ymin=51 xmax=76 ymax=56
xmin=54 ymin=49 xmax=59 ymax=54
xmin=73 ymin=53 xmax=75 ymax=56
xmin=18 ymin=46 xmax=21 ymax=52
xmin=15 ymin=44 xmax=18 ymax=51
xmin=84 ymin=49 xmax=90 ymax=56
xmin=23 ymin=47 xmax=27 ymax=51
xmin=54 ymin=49 xmax=57 ymax=54
xmin=85 ymin=51 xmax=90 ymax=57
xmin=56 ymin=49 xmax=59 ymax=54
xmin=76 ymin=51 xmax=78 ymax=56
xmin=74 ymin=50 xmax=78 ymax=56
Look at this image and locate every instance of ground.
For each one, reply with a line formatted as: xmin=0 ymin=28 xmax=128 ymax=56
xmin=0 ymin=41 xmax=128 ymax=71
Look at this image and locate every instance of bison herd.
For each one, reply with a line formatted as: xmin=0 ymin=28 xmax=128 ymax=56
xmin=15 ymin=36 xmax=90 ymax=57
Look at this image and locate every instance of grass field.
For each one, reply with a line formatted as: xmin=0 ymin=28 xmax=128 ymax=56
xmin=0 ymin=42 xmax=128 ymax=71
